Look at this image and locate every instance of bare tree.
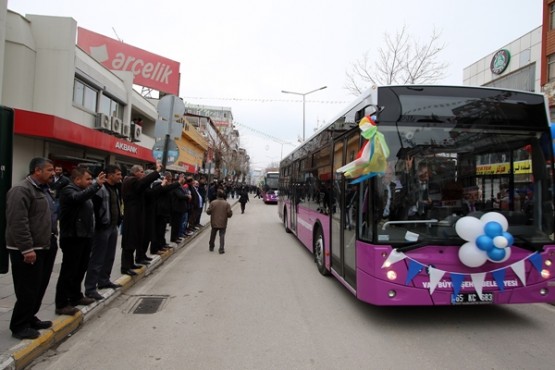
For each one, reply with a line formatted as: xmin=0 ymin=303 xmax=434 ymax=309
xmin=345 ymin=25 xmax=449 ymax=96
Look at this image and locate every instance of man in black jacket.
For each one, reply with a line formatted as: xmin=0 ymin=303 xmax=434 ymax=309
xmin=84 ymin=165 xmax=123 ymax=300
xmin=170 ymin=174 xmax=187 ymax=243
xmin=120 ymin=162 xmax=162 ymax=274
xmin=55 ymin=167 xmax=106 ymax=315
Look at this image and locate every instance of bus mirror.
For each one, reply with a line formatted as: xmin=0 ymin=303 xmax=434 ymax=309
xmin=355 ymin=105 xmax=382 ymax=123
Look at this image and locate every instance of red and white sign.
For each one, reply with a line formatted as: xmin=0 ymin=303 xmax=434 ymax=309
xmin=77 ymin=27 xmax=180 ymax=95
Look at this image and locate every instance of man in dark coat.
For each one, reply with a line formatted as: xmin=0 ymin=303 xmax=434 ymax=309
xmin=148 ymin=171 xmax=180 ymax=256
xmin=238 ymin=186 xmax=249 ymax=214
xmin=120 ymin=162 xmax=162 ymax=275
xmin=84 ymin=164 xmax=123 ymax=300
xmin=170 ymin=174 xmax=187 ymax=243
xmin=55 ymin=166 xmax=106 ymax=315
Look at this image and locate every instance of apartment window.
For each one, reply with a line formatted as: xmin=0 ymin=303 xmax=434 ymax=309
xmin=551 ymin=4 xmax=555 ymax=30
xmin=73 ymin=79 xmax=98 ymax=112
xmin=549 ymin=54 xmax=555 ymax=82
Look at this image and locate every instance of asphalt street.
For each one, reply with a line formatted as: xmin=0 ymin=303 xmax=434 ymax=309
xmin=21 ymin=199 xmax=555 ymax=370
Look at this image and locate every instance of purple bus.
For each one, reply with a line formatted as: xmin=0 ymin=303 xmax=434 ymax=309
xmin=279 ymin=85 xmax=555 ymax=306
xmin=262 ymin=171 xmax=279 ymax=204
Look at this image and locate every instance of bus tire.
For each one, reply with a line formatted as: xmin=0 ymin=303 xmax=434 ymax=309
xmin=314 ymin=227 xmax=329 ymax=276
xmin=283 ymin=209 xmax=292 ymax=233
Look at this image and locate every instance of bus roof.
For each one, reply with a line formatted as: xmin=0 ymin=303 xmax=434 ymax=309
xmin=281 ymin=84 xmax=549 ymax=165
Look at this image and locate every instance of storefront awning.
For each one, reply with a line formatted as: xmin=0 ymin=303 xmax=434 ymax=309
xmin=14 ymin=109 xmax=155 ymax=162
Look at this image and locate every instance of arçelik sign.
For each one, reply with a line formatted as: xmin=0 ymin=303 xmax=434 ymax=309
xmin=77 ymin=27 xmax=180 ymax=95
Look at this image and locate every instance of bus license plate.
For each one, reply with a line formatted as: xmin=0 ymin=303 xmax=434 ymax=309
xmin=451 ymin=293 xmax=493 ymax=305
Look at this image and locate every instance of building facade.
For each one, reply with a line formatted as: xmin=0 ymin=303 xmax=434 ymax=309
xmin=463 ymin=26 xmax=541 ymax=94
xmin=541 ymin=0 xmax=555 ymax=116
xmin=1 ymin=11 xmax=161 ymax=180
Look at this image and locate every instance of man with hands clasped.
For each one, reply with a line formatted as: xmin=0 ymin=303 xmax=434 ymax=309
xmin=6 ymin=158 xmax=57 ymax=339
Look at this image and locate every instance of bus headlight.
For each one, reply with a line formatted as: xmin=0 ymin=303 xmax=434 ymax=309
xmin=540 ymin=288 xmax=548 ymax=296
xmin=386 ymin=270 xmax=397 ymax=281
xmin=388 ymin=290 xmax=397 ymax=298
xmin=545 ymin=259 xmax=552 ymax=267
xmin=541 ymin=269 xmax=550 ymax=279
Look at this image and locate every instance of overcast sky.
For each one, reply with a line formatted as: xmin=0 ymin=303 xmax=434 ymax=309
xmin=8 ymin=0 xmax=544 ymax=169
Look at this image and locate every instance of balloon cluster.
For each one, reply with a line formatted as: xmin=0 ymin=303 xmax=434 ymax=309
xmin=455 ymin=212 xmax=514 ymax=268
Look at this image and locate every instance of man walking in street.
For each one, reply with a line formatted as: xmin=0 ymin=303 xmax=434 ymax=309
xmin=84 ymin=165 xmax=123 ymax=301
xmin=6 ymin=158 xmax=57 ymax=339
xmin=55 ymin=167 xmax=106 ymax=315
xmin=206 ymin=189 xmax=233 ymax=254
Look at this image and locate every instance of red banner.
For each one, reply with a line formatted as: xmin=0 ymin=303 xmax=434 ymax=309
xmin=77 ymin=27 xmax=180 ymax=95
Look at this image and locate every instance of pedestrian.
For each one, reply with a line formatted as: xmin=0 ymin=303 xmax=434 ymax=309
xmin=148 ymin=171 xmax=180 ymax=256
xmin=49 ymin=165 xmax=70 ymax=199
xmin=170 ymin=173 xmax=187 ymax=244
xmin=207 ymin=180 xmax=218 ymax=202
xmin=179 ymin=180 xmax=193 ymax=238
xmin=187 ymin=178 xmax=203 ymax=232
xmin=84 ymin=164 xmax=123 ymax=301
xmin=238 ymin=186 xmax=249 ymax=214
xmin=6 ymin=158 xmax=57 ymax=339
xmin=120 ymin=162 xmax=162 ymax=275
xmin=197 ymin=176 xmax=207 ymax=225
xmin=55 ymin=166 xmax=106 ymax=315
xmin=206 ymin=189 xmax=233 ymax=254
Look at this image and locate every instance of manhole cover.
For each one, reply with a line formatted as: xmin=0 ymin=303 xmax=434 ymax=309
xmin=132 ymin=296 xmax=167 ymax=314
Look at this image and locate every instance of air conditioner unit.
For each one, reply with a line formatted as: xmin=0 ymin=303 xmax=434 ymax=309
xmin=131 ymin=123 xmax=142 ymax=142
xmin=121 ymin=121 xmax=131 ymax=138
xmin=95 ymin=113 xmax=110 ymax=131
xmin=111 ymin=117 xmax=123 ymax=136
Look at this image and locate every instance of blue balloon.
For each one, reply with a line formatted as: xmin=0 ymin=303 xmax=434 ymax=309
xmin=487 ymin=247 xmax=506 ymax=262
xmin=476 ymin=235 xmax=494 ymax=251
xmin=484 ymin=221 xmax=503 ymax=238
xmin=502 ymin=232 xmax=514 ymax=248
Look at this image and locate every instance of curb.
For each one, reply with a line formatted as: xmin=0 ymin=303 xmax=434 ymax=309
xmin=0 ymin=225 xmax=207 ymax=370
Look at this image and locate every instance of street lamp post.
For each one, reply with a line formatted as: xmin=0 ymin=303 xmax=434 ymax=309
xmin=281 ymin=86 xmax=327 ymax=142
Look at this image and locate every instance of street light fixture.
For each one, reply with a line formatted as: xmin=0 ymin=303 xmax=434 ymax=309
xmin=281 ymin=86 xmax=327 ymax=142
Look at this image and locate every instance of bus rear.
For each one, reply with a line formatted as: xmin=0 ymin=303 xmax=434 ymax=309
xmin=280 ymin=85 xmax=555 ymax=306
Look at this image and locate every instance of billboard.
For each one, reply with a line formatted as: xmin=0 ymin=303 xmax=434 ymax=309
xmin=77 ymin=27 xmax=180 ymax=95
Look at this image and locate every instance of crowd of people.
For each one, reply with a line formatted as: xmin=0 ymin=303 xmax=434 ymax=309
xmin=4 ymin=157 xmax=251 ymax=340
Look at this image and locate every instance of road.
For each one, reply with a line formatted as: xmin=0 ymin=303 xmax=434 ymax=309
xmin=28 ymin=199 xmax=555 ymax=370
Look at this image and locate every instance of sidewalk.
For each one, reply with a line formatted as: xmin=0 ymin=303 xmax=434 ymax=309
xmin=0 ymin=209 xmax=218 ymax=369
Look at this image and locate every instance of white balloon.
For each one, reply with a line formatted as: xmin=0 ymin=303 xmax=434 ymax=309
xmin=493 ymin=236 xmax=508 ymax=248
xmin=480 ymin=212 xmax=508 ymax=231
xmin=455 ymin=217 xmax=483 ymax=241
xmin=458 ymin=242 xmax=488 ymax=268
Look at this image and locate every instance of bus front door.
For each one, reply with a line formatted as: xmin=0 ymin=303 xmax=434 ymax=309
xmin=330 ymin=133 xmax=359 ymax=288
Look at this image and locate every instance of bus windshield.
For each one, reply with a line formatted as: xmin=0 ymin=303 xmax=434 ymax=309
xmin=264 ymin=172 xmax=279 ymax=190
xmin=362 ymin=86 xmax=554 ymax=249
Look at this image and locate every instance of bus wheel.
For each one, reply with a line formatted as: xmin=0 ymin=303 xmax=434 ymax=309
xmin=283 ymin=210 xmax=292 ymax=233
xmin=314 ymin=228 xmax=329 ymax=276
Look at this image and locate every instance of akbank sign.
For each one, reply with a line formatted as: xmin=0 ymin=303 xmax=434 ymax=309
xmin=77 ymin=27 xmax=180 ymax=95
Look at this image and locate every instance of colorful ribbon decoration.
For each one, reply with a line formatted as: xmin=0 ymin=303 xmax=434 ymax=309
xmin=336 ymin=115 xmax=390 ymax=184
